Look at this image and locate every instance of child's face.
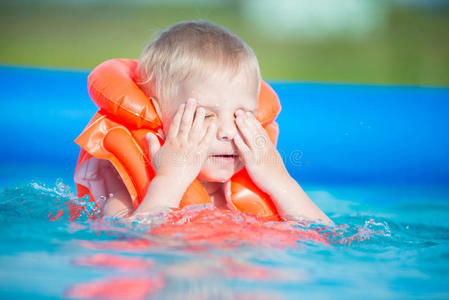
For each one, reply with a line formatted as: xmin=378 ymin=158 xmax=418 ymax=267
xmin=160 ymin=69 xmax=259 ymax=183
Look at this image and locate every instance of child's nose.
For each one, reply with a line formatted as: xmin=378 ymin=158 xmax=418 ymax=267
xmin=217 ymin=117 xmax=237 ymax=141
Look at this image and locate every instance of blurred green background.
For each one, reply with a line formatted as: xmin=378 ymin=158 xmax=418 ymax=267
xmin=1 ymin=0 xmax=448 ymax=86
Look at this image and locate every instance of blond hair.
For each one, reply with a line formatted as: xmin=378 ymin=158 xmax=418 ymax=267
xmin=136 ymin=20 xmax=261 ymax=104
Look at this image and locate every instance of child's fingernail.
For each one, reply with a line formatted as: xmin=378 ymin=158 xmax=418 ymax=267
xmin=246 ymin=111 xmax=252 ymax=117
xmin=235 ymin=109 xmax=243 ymax=116
xmin=188 ymin=98 xmax=196 ymax=105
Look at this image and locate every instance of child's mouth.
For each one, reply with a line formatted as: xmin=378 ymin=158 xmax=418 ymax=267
xmin=211 ymin=154 xmax=238 ymax=162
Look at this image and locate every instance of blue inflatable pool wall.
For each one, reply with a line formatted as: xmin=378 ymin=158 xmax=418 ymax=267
xmin=1 ymin=65 xmax=448 ymax=187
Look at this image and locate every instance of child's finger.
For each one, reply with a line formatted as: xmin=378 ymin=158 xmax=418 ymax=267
xmin=167 ymin=103 xmax=185 ymax=140
xmin=235 ymin=113 xmax=256 ymax=149
xmin=233 ymin=134 xmax=250 ymax=162
xmin=146 ymin=132 xmax=161 ymax=158
xmin=244 ymin=112 xmax=272 ymax=149
xmin=189 ymin=107 xmax=205 ymax=142
xmin=178 ymin=98 xmax=196 ymax=139
xmin=245 ymin=111 xmax=265 ymax=132
xmin=242 ymin=112 xmax=260 ymax=135
xmin=199 ymin=121 xmax=216 ymax=150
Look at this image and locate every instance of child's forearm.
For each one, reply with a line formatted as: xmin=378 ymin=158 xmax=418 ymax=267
xmin=268 ymin=175 xmax=333 ymax=225
xmin=133 ymin=176 xmax=188 ymax=216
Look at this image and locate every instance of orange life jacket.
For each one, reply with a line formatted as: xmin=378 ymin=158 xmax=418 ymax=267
xmin=74 ymin=59 xmax=282 ymax=221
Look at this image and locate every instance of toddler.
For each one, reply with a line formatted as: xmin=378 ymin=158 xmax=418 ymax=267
xmin=77 ymin=20 xmax=332 ymax=224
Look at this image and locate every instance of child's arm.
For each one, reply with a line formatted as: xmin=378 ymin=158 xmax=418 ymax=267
xmin=233 ymin=109 xmax=333 ymax=225
xmin=101 ymin=176 xmax=187 ymax=218
xmin=262 ymin=173 xmax=333 ymax=224
xmin=133 ymin=175 xmax=190 ymax=214
xmin=102 ymin=98 xmax=216 ymax=218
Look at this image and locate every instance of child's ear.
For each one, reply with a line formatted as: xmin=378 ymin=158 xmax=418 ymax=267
xmin=150 ymin=97 xmax=163 ymax=119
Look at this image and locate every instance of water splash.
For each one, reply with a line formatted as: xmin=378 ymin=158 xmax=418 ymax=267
xmin=0 ymin=180 xmax=431 ymax=253
xmin=0 ymin=179 xmax=100 ymax=222
xmin=0 ymin=180 xmax=396 ymax=249
xmin=325 ymin=218 xmax=391 ymax=246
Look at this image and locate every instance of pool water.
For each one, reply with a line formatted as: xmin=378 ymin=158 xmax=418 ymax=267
xmin=1 ymin=179 xmax=448 ymax=300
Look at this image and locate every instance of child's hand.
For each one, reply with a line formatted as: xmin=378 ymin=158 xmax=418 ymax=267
xmin=233 ymin=109 xmax=290 ymax=194
xmin=233 ymin=109 xmax=333 ymax=224
xmin=146 ymin=98 xmax=216 ymax=187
